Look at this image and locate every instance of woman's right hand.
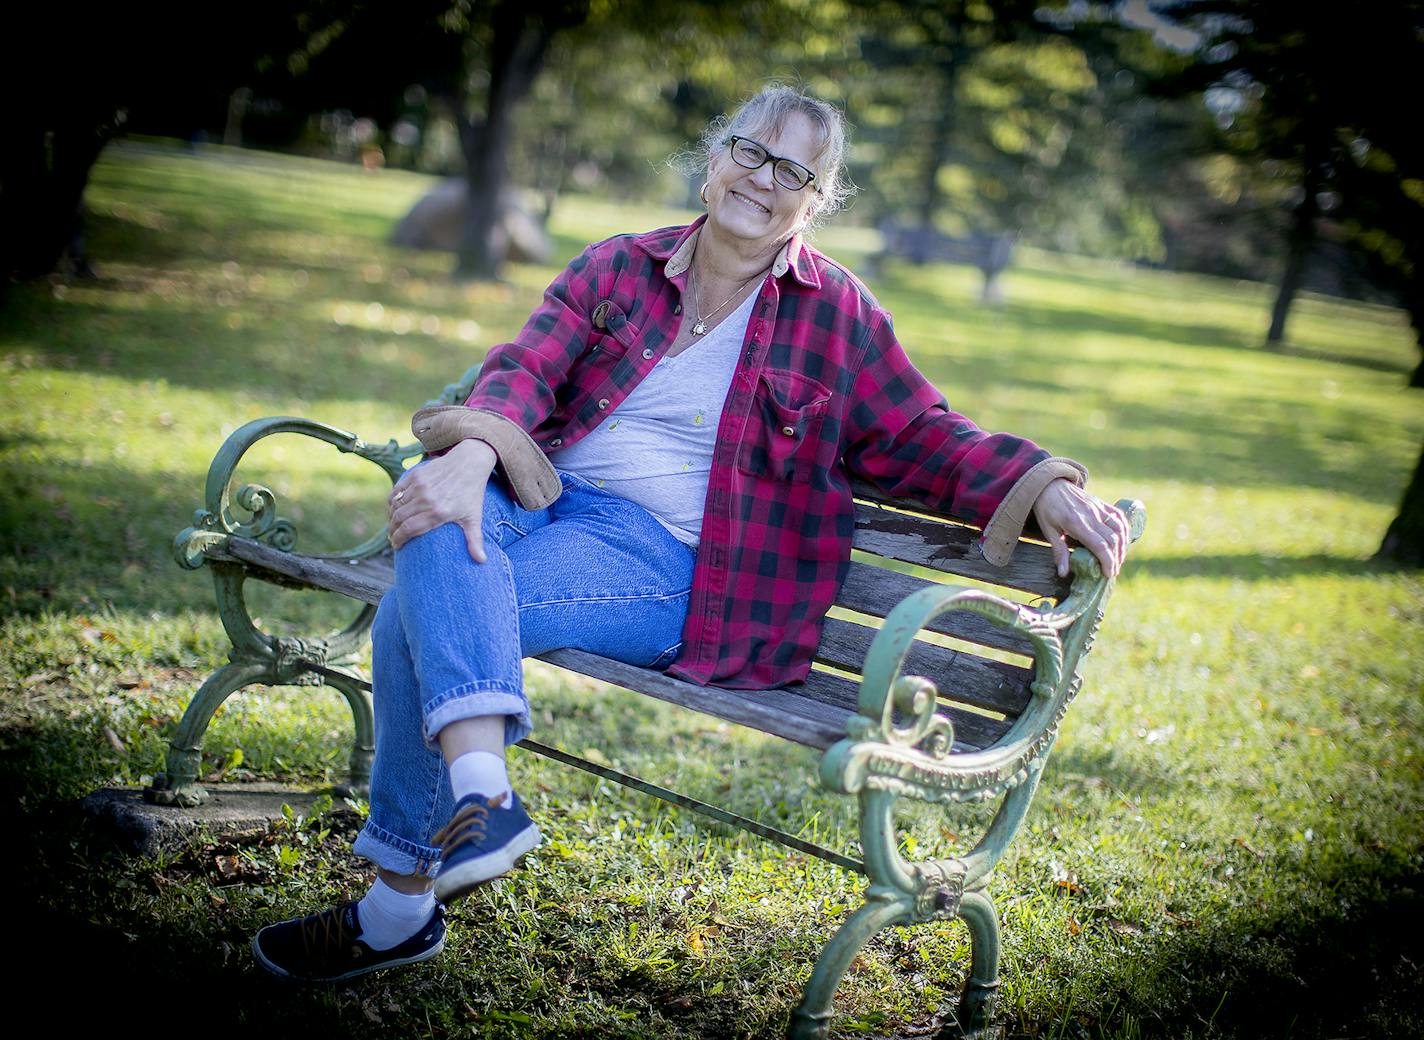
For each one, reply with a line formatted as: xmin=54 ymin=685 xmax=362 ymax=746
xmin=387 ymin=438 xmax=499 ymax=561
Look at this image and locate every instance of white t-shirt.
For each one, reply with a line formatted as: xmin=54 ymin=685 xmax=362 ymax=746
xmin=549 ymin=291 xmax=757 ymax=546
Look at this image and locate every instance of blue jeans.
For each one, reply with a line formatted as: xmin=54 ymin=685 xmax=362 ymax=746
xmin=351 ymin=471 xmax=697 ymax=877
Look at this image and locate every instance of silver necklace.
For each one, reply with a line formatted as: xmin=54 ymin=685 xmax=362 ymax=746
xmin=690 ymin=265 xmax=765 ymax=336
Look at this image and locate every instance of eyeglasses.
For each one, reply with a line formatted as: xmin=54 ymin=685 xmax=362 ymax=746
xmin=725 ymin=136 xmax=819 ymax=192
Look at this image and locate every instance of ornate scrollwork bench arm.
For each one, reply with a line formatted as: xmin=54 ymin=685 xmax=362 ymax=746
xmin=151 ymin=416 xmax=423 ymax=807
xmin=791 ymin=499 xmax=1145 ymax=1039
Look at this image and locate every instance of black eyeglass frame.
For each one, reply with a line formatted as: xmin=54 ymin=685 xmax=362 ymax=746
xmin=724 ymin=135 xmax=820 ymax=193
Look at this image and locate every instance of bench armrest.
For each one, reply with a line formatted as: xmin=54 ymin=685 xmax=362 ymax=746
xmin=822 ymin=498 xmax=1144 ymax=885
xmin=174 ymin=416 xmax=422 ymax=569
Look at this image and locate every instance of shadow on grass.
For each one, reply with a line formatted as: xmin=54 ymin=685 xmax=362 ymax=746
xmin=1047 ymin=851 xmax=1424 ymax=1040
xmin=881 ymin=259 xmax=1414 ymax=381
xmin=1274 ymin=341 xmax=1417 ymax=377
xmin=1128 ymin=553 xmax=1391 ymax=581
xmin=2 ymin=801 xmax=385 ymax=1036
xmin=3 ymin=749 xmax=1420 ymax=1040
xmin=1046 ymin=743 xmax=1179 ymax=802
xmin=0 ymin=275 xmax=489 ymax=410
xmin=1 ymin=450 xmax=390 ymax=625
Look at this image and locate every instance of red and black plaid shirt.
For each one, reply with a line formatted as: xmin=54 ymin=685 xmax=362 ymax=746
xmin=465 ymin=218 xmax=1050 ymax=688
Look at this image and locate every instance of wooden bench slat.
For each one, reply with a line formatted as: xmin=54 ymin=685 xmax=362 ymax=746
xmin=817 ymin=617 xmax=1034 ymax=717
xmin=545 ymin=650 xmax=1008 ymax=753
xmin=542 ymin=649 xmax=852 ymax=749
xmin=851 ymin=501 xmax=1065 ymax=599
xmin=216 ymin=538 xmax=1017 ymax=751
xmin=218 ymin=539 xmax=390 ymax=605
xmin=839 ymin=562 xmax=1036 ymax=657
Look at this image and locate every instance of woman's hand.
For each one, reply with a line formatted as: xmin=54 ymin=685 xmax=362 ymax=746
xmin=387 ymin=438 xmax=499 ymax=561
xmin=1031 ymin=478 xmax=1130 ymax=578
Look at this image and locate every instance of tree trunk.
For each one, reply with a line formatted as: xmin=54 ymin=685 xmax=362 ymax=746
xmin=1376 ymin=440 xmax=1424 ymax=567
xmin=1265 ymin=159 xmax=1323 ymax=349
xmin=454 ymin=5 xmax=559 ymax=280
xmin=1403 ymin=278 xmax=1423 ymax=388
xmin=1 ymin=117 xmax=112 ymax=281
xmin=915 ymin=68 xmax=958 ymax=232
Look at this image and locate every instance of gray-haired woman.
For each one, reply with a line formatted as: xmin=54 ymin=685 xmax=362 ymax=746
xmin=252 ymin=85 xmax=1128 ymax=981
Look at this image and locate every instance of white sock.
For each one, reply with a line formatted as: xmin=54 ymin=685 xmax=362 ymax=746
xmin=448 ymin=750 xmax=512 ymax=806
xmin=357 ymin=876 xmax=437 ymax=951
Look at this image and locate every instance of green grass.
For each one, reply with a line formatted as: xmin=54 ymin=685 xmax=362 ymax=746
xmin=1 ymin=139 xmax=1421 ymax=1038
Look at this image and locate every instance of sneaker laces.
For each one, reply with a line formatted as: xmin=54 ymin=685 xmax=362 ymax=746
xmin=433 ymin=792 xmax=508 ymax=854
xmin=299 ymin=902 xmax=364 ymax=960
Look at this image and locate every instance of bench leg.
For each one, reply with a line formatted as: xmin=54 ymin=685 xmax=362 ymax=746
xmin=145 ymin=661 xmax=269 ymax=807
xmin=951 ymin=890 xmax=1001 ymax=1038
xmin=145 ymin=661 xmax=375 ymax=807
xmin=317 ymin=666 xmax=375 ymax=799
xmin=789 ymin=895 xmax=910 ymax=1040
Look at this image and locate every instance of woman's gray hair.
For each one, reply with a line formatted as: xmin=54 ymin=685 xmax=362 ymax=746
xmin=678 ymin=84 xmax=854 ymax=233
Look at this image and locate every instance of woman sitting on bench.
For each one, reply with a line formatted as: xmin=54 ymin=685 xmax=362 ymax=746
xmin=252 ymin=84 xmax=1130 ymax=981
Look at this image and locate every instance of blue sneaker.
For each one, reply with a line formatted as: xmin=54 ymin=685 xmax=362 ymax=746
xmin=433 ymin=791 xmax=541 ymax=904
xmin=252 ymin=901 xmax=445 ymax=982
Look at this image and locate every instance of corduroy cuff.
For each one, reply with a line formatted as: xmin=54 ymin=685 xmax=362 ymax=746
xmin=411 ymin=405 xmax=562 ymax=510
xmin=979 ymin=456 xmax=1089 ymax=565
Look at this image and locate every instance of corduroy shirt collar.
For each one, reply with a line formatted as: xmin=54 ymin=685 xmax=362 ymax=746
xmin=644 ymin=214 xmax=822 ymax=291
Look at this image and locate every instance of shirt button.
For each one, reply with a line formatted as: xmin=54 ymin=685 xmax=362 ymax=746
xmin=598 ymin=398 xmax=611 ymax=410
xmin=780 ymin=425 xmax=796 ymax=437
xmin=550 ymin=437 xmax=562 ymax=447
xmin=642 ymin=348 xmax=654 ymax=360
xmin=674 ymin=304 xmax=682 ymax=314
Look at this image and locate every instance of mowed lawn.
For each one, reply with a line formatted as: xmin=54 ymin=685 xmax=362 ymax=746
xmin=1 ymin=141 xmax=1420 ymax=1039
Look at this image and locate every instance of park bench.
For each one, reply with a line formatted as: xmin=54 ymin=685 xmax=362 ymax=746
xmin=870 ymin=222 xmax=1017 ymax=302
xmin=151 ymin=365 xmax=1145 ymax=1038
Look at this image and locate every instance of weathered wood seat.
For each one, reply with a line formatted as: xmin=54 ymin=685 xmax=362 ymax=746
xmin=152 ymin=368 xmax=1144 ymax=1038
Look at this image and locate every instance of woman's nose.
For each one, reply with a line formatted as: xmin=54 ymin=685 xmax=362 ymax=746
xmin=748 ymin=161 xmax=776 ymax=190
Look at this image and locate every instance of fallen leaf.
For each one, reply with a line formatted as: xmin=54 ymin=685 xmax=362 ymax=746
xmin=21 ymin=670 xmax=63 ymax=686
xmin=1066 ymin=917 xmax=1082 ymax=936
xmin=1106 ymin=918 xmax=1143 ymax=935
xmin=101 ymin=726 xmax=125 ymax=753
xmin=213 ymin=854 xmax=242 ymax=879
xmin=1054 ymin=879 xmax=1084 ymax=895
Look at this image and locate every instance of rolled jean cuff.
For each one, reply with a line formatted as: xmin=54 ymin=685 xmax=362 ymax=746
xmin=352 ymin=820 xmax=443 ymax=879
xmin=422 ymin=681 xmax=531 ymax=751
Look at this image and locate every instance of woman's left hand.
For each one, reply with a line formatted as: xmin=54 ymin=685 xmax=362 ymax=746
xmin=1031 ymin=478 xmax=1131 ymax=578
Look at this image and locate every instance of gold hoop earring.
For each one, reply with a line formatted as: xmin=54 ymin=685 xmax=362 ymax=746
xmin=700 ymin=182 xmax=709 ymax=206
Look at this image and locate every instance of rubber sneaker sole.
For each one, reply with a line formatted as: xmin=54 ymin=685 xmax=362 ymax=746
xmin=251 ymin=931 xmax=446 ymax=982
xmin=433 ymin=822 xmax=541 ymax=904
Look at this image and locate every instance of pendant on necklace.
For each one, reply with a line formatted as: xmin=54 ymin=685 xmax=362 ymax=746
xmin=692 ymin=321 xmax=707 ymax=335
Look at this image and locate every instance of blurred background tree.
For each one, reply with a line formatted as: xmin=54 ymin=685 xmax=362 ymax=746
xmin=1145 ymin=0 xmax=1423 ymax=562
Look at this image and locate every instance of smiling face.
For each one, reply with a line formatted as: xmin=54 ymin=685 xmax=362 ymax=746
xmin=703 ymin=112 xmax=823 ymax=255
